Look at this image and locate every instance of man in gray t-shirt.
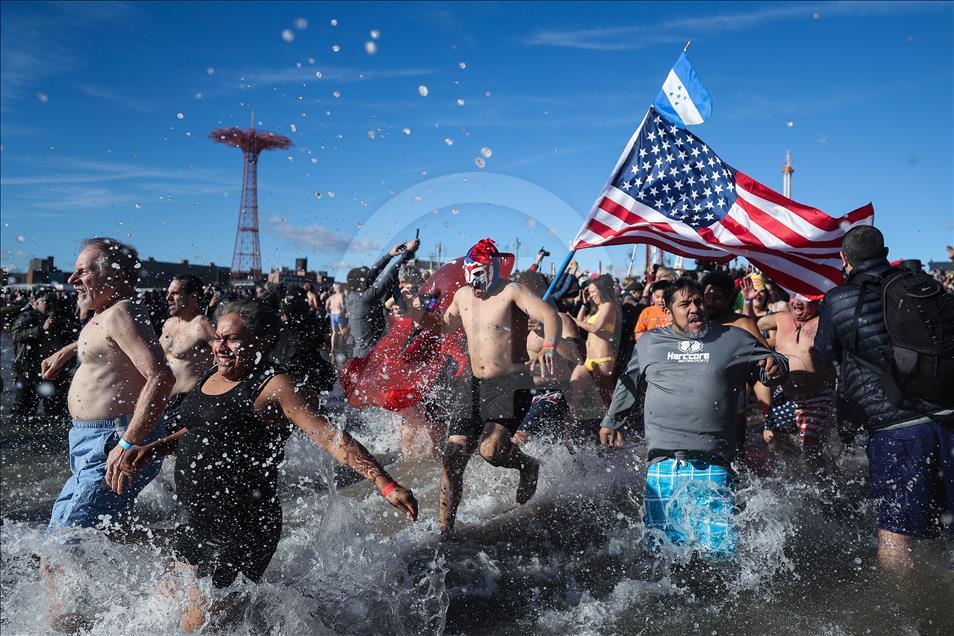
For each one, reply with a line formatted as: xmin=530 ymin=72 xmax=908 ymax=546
xmin=599 ymin=278 xmax=787 ymax=559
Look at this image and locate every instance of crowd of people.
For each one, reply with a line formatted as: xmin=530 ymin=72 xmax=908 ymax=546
xmin=1 ymin=229 xmax=952 ymax=632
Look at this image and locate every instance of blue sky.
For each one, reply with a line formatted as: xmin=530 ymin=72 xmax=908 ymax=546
xmin=2 ymin=1 xmax=952 ymax=279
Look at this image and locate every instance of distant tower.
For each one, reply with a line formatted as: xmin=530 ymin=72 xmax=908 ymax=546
xmin=210 ymin=118 xmax=292 ymax=279
xmin=782 ymin=150 xmax=794 ymax=199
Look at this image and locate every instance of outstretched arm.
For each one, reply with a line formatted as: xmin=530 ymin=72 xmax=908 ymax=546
xmin=259 ymin=374 xmax=418 ymax=521
xmin=599 ymin=344 xmax=644 ymax=446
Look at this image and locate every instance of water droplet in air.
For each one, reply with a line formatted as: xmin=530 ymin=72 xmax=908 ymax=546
xmin=444 ymin=137 xmax=454 ymax=146
xmin=328 ymin=191 xmax=336 ymax=198
xmin=331 ymin=44 xmax=341 ymax=53
xmin=365 ymin=41 xmax=378 ymax=55
xmin=290 ymin=123 xmax=297 ymax=133
xmin=206 ymin=67 xmax=215 ymax=75
xmin=332 ymin=90 xmax=341 ymax=98
xmin=254 ymin=352 xmax=262 ymax=364
xmin=195 ymin=92 xmax=203 ymax=100
xmin=402 ymin=128 xmax=411 ymax=135
xmin=370 ymin=29 xmax=381 ymax=39
xmin=451 ymin=208 xmax=460 ymax=215
xmin=314 ymin=192 xmax=321 ymax=198
xmin=475 ymin=157 xmax=486 ymax=168
xmin=311 ymin=158 xmax=318 ymax=164
xmin=176 ymin=112 xmax=185 ymax=120
xmin=330 ymin=18 xmax=338 ymax=26
xmin=16 ymin=235 xmax=26 ymax=243
xmin=418 ymin=85 xmax=429 ymax=97
xmin=135 ymin=202 xmax=142 ymax=209
xmin=786 ymin=120 xmax=795 ymax=128
xmin=459 ymin=62 xmax=467 ymax=70
xmin=36 ymin=92 xmax=49 ymax=103
xmin=295 ymin=17 xmax=308 ymax=30
xmin=111 ymin=263 xmax=121 ymax=270
xmin=456 ymin=98 xmax=465 ymax=106
xmin=281 ymin=29 xmax=295 ymax=43
xmin=37 ymin=382 xmax=55 ymax=398
xmin=480 ymin=146 xmax=493 ymax=158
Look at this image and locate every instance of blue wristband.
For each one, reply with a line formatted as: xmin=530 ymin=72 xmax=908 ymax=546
xmin=117 ymin=437 xmax=135 ymax=451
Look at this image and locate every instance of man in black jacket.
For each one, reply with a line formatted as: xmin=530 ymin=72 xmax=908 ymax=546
xmin=345 ymin=238 xmax=420 ymax=357
xmin=11 ymin=291 xmax=75 ymax=418
xmin=814 ymin=225 xmax=953 ymax=574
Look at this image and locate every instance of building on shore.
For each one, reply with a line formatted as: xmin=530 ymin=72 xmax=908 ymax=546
xmin=137 ymin=257 xmax=231 ymax=288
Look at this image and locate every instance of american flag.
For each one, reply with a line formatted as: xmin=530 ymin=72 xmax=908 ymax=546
xmin=572 ymin=107 xmax=874 ymax=299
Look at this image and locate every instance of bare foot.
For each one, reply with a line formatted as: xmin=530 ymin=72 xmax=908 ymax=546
xmin=516 ymin=458 xmax=539 ymax=505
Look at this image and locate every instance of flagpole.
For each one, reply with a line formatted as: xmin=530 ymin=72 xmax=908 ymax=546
xmin=544 ymin=107 xmax=653 ymax=300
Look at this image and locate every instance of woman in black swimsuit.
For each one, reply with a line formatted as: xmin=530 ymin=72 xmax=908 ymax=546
xmin=131 ymin=299 xmax=417 ymax=631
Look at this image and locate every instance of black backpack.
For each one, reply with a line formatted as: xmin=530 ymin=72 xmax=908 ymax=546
xmin=849 ymin=268 xmax=954 ymax=408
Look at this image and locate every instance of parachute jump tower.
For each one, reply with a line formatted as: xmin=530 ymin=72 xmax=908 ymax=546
xmin=210 ymin=118 xmax=292 ymax=280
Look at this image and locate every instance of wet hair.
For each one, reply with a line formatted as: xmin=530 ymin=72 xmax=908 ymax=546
xmin=589 ymin=274 xmax=617 ymax=304
xmin=80 ymin=237 xmax=140 ymax=286
xmin=399 ymin=264 xmax=424 ymax=288
xmin=347 ymin=266 xmax=371 ymax=292
xmin=172 ymin=274 xmax=204 ymax=296
xmin=650 ymin=279 xmax=673 ymax=295
xmin=701 ymin=270 xmax=735 ymax=296
xmin=842 ymin=225 xmax=887 ymax=266
xmin=215 ymin=299 xmax=281 ymax=350
xmin=664 ymin=278 xmax=705 ymax=308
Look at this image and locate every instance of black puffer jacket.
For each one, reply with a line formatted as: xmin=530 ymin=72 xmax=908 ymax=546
xmin=814 ymin=257 xmax=948 ymax=435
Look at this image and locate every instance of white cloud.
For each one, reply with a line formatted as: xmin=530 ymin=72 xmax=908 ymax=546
xmin=268 ymin=216 xmax=380 ymax=253
xmin=525 ymin=1 xmax=948 ymax=51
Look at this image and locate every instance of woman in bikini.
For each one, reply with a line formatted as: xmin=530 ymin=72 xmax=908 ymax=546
xmin=570 ymin=274 xmax=621 ymax=408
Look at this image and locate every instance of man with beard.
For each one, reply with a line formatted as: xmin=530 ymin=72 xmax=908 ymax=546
xmin=758 ymin=296 xmax=835 ymax=461
xmin=702 ymin=270 xmax=771 ymax=454
xmin=41 ymin=237 xmax=174 ymax=531
xmin=599 ymin=279 xmax=787 ymax=559
xmin=438 ymin=238 xmax=562 ymax=535
xmin=159 ymin=275 xmax=214 ymax=433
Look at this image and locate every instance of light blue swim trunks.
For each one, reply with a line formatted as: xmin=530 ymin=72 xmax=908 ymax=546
xmin=643 ymin=457 xmax=736 ymax=560
xmin=48 ymin=414 xmax=164 ymax=532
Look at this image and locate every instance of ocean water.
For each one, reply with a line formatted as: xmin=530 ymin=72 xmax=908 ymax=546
xmin=2 ymin=332 xmax=952 ymax=635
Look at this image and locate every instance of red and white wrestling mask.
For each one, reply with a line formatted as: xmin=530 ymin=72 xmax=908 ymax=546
xmin=464 ymin=238 xmax=500 ymax=296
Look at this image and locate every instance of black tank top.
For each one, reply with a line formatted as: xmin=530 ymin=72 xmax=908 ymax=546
xmin=175 ymin=364 xmax=293 ymax=524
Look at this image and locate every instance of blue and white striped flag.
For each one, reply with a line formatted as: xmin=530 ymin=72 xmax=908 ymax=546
xmin=654 ymin=52 xmax=712 ymax=127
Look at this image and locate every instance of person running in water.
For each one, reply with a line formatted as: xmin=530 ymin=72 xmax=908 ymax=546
xmin=438 ymin=238 xmax=561 ymax=536
xmin=759 ymin=296 xmax=835 ymax=463
xmin=131 ymin=299 xmax=417 ymax=631
xmin=325 ymin=282 xmax=348 ymax=362
xmin=160 ymin=275 xmax=214 ymax=433
xmin=600 ymin=278 xmax=787 ymax=560
xmin=42 ymin=238 xmax=174 ymax=531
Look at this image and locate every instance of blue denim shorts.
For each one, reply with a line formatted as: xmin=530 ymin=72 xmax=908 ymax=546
xmin=48 ymin=414 xmax=164 ymax=532
xmin=644 ymin=458 xmax=736 ymax=560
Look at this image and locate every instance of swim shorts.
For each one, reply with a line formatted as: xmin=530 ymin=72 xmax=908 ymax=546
xmin=765 ymin=387 xmax=835 ymax=443
xmin=448 ymin=371 xmax=534 ymax=439
xmin=330 ymin=313 xmax=347 ymax=330
xmin=174 ymin=506 xmax=282 ymax=588
xmin=643 ymin=457 xmax=736 ymax=560
xmin=866 ymin=421 xmax=954 ymax=539
xmin=518 ymin=390 xmax=569 ymax=436
xmin=48 ymin=414 xmax=165 ymax=531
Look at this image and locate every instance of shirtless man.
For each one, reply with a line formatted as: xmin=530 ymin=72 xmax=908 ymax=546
xmin=41 ymin=237 xmax=175 ymax=530
xmin=758 ymin=297 xmax=835 ymax=459
xmin=160 ymin=275 xmax=214 ymax=431
xmin=703 ymin=270 xmax=771 ymax=454
xmin=325 ymin=283 xmax=347 ymax=361
xmin=438 ymin=238 xmax=561 ymax=535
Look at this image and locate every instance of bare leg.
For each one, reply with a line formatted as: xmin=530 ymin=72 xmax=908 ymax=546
xmin=159 ymin=561 xmax=207 ymax=633
xmin=439 ymin=435 xmax=476 ymax=534
xmin=877 ymin=529 xmax=915 ymax=575
xmin=478 ymin=423 xmax=539 ymax=505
